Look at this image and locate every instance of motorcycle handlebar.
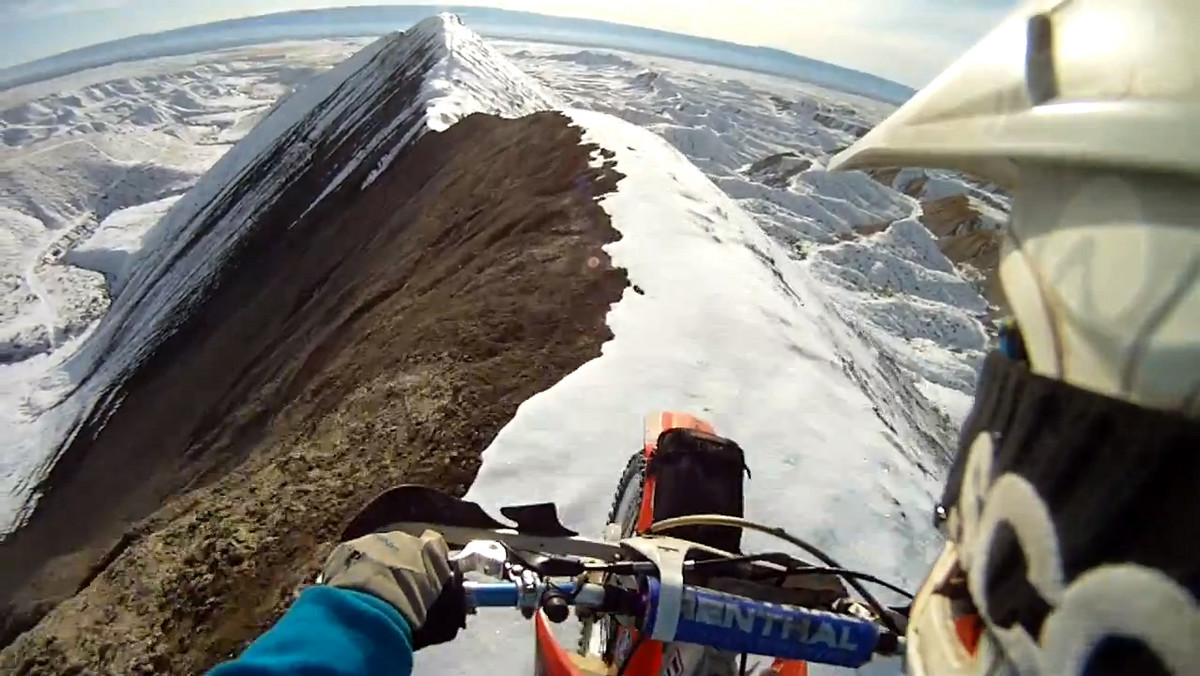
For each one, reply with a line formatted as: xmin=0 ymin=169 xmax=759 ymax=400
xmin=462 ymin=580 xmax=892 ymax=668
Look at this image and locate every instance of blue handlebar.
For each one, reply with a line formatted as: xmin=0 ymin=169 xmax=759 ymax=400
xmin=645 ymin=578 xmax=879 ymax=668
xmin=465 ymin=582 xmax=520 ymax=607
xmin=463 ymin=580 xmax=882 ymax=668
xmin=464 ymin=581 xmax=580 ymax=607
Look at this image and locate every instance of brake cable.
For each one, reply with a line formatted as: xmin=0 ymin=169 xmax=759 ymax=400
xmin=735 ymin=563 xmax=916 ymax=600
xmin=647 ymin=515 xmax=906 ymax=635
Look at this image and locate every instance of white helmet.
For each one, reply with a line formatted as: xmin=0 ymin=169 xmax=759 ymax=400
xmin=830 ymin=1 xmax=1200 ymax=674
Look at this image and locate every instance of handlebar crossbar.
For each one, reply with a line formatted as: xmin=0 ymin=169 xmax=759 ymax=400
xmin=463 ymin=580 xmax=886 ymax=668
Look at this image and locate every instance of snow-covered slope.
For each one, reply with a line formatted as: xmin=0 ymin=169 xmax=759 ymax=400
xmin=0 ymin=132 xmax=222 ymax=363
xmin=63 ymin=196 xmax=183 ymax=298
xmin=412 ymin=108 xmax=939 ymax=676
xmin=0 ymin=13 xmax=561 ymax=533
xmin=500 ymin=108 xmax=945 ymax=570
xmin=503 ymin=43 xmax=1005 ymax=431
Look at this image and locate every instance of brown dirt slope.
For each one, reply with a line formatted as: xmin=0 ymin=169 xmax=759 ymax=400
xmin=919 ymin=195 xmax=1006 ymax=316
xmin=0 ymin=110 xmax=627 ymax=674
xmin=1 ymin=29 xmax=445 ymax=623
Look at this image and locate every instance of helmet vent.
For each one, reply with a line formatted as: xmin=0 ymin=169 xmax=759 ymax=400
xmin=1025 ymin=13 xmax=1060 ymax=105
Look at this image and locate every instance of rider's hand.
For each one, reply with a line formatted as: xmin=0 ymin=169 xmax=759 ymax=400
xmin=321 ymin=529 xmax=467 ymax=650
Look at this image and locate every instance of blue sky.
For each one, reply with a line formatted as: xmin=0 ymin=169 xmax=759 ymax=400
xmin=3 ymin=0 xmax=1019 ymax=86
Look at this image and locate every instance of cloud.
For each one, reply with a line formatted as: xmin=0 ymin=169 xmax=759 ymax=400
xmin=426 ymin=0 xmax=1013 ymax=84
xmin=1 ymin=0 xmax=1023 ymax=85
xmin=749 ymin=0 xmax=1020 ymax=84
xmin=488 ymin=0 xmax=1020 ymax=84
xmin=7 ymin=0 xmax=132 ymax=19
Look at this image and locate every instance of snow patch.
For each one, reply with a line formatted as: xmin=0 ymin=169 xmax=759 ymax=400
xmin=361 ymin=14 xmax=564 ymax=189
xmin=66 ymin=196 xmax=181 ymax=298
xmin=501 ymin=41 xmax=1006 ymax=433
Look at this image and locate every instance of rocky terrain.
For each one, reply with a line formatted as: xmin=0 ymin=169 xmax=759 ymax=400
xmin=866 ymin=166 xmax=1010 ymax=318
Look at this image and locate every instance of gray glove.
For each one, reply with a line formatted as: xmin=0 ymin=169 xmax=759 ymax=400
xmin=321 ymin=529 xmax=467 ymax=649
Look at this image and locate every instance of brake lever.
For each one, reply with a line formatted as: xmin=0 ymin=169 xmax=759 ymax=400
xmin=450 ymin=540 xmax=509 ymax=580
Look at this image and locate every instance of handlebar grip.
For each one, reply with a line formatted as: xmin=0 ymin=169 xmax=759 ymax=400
xmin=643 ymin=579 xmax=879 ymax=668
xmin=465 ymin=582 xmax=528 ymax=607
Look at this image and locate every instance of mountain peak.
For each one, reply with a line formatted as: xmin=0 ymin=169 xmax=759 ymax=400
xmin=407 ymin=13 xmax=565 ymax=132
xmin=409 ymin=10 xmax=466 ymax=33
xmin=348 ymin=12 xmax=565 ymax=186
xmin=0 ymin=15 xmax=564 ymax=536
xmin=77 ymin=12 xmax=565 ymax=381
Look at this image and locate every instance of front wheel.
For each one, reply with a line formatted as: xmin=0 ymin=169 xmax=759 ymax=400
xmin=577 ymin=450 xmax=645 ymax=662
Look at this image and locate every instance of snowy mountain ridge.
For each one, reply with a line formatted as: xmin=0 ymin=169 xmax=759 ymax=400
xmin=0 ymin=13 xmax=561 ymax=533
xmin=327 ymin=13 xmax=565 ymax=192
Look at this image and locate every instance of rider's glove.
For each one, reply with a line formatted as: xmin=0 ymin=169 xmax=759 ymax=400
xmin=321 ymin=529 xmax=467 ymax=649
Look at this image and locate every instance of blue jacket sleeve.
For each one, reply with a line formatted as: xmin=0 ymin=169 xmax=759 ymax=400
xmin=208 ymin=586 xmax=415 ymax=676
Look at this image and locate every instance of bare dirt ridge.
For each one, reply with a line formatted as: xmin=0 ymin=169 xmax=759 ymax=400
xmin=0 ymin=110 xmax=628 ymax=673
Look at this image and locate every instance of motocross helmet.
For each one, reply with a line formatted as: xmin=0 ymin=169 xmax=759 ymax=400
xmin=830 ymin=1 xmax=1200 ymax=674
